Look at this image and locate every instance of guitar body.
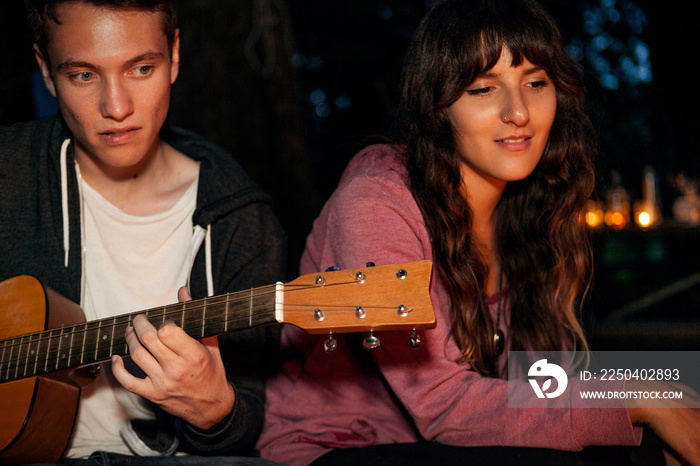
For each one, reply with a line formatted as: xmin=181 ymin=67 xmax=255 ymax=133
xmin=0 ymin=276 xmax=86 ymax=465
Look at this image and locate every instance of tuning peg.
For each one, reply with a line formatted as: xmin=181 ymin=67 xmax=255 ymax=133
xmin=363 ymin=331 xmax=380 ymax=350
xmin=325 ymin=266 xmax=340 ymax=272
xmin=324 ymin=333 xmax=337 ymax=352
xmin=410 ymin=329 xmax=421 ymax=348
xmin=366 ymin=262 xmax=375 ymax=267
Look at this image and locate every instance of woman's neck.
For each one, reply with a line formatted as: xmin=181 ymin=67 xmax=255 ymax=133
xmin=460 ymin=166 xmax=506 ymax=295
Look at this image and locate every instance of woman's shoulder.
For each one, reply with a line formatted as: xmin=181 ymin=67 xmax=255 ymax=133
xmin=339 ymin=143 xmax=409 ymax=188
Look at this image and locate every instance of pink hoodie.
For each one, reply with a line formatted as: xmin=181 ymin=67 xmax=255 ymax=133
xmin=256 ymin=144 xmax=641 ymax=466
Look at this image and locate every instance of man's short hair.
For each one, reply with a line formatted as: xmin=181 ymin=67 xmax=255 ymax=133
xmin=25 ymin=0 xmax=177 ymax=66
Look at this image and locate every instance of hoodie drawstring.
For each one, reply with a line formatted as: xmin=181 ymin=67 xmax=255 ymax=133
xmin=60 ymin=138 xmax=71 ymax=268
xmin=189 ymin=224 xmax=214 ymax=297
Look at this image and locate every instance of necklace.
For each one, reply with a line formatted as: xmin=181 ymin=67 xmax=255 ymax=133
xmin=493 ymin=271 xmax=505 ymax=360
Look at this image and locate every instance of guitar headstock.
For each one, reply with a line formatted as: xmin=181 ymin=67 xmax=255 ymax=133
xmin=279 ymin=260 xmax=435 ymax=334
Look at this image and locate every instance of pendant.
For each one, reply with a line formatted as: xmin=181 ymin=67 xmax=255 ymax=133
xmin=493 ymin=329 xmax=505 ymax=356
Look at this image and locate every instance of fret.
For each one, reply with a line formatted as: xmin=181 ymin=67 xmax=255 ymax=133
xmin=67 ymin=325 xmax=76 ymax=368
xmin=1 ymin=339 xmax=9 ymax=381
xmin=94 ymin=320 xmax=111 ymax=362
xmin=4 ymin=337 xmax=15 ymax=380
xmin=110 ymin=316 xmax=116 ymax=357
xmin=181 ymin=301 xmax=199 ymax=339
xmin=0 ymin=338 xmax=7 ymax=379
xmin=79 ymin=323 xmax=87 ymax=365
xmin=224 ymin=295 xmax=229 ymax=332
xmin=110 ymin=314 xmax=131 ymax=358
xmin=27 ymin=336 xmax=38 ymax=376
xmin=23 ymin=337 xmax=31 ymax=377
xmin=47 ymin=329 xmax=63 ymax=372
xmin=14 ymin=336 xmax=26 ymax=379
xmin=30 ymin=333 xmax=42 ymax=376
xmin=168 ymin=304 xmax=181 ymax=327
xmin=249 ymin=288 xmax=253 ymax=328
xmin=57 ymin=328 xmax=72 ymax=371
xmin=9 ymin=338 xmax=18 ymax=380
xmin=204 ymin=297 xmax=226 ymax=337
xmin=201 ymin=299 xmax=206 ymax=338
xmin=93 ymin=321 xmax=101 ymax=361
xmin=125 ymin=314 xmax=133 ymax=355
xmin=82 ymin=321 xmax=101 ymax=365
xmin=42 ymin=329 xmax=53 ymax=374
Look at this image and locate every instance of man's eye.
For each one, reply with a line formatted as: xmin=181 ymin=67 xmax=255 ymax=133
xmin=72 ymin=72 xmax=93 ymax=83
xmin=136 ymin=65 xmax=153 ymax=75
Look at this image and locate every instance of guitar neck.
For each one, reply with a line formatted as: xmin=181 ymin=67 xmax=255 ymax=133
xmin=0 ymin=285 xmax=278 ymax=383
xmin=1 ymin=260 xmax=437 ymax=385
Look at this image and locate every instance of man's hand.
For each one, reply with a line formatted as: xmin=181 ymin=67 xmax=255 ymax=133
xmin=111 ymin=286 xmax=235 ymax=430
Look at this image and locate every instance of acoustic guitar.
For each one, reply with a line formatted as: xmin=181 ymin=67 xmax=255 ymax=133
xmin=0 ymin=260 xmax=434 ymax=465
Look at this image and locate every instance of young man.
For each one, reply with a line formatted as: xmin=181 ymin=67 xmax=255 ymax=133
xmin=0 ymin=0 xmax=286 ymax=461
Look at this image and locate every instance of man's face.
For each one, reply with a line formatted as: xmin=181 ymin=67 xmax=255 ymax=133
xmin=36 ymin=2 xmax=179 ymax=172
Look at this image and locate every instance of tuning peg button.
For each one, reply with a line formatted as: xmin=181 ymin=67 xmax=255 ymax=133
xmin=324 ymin=334 xmax=337 ymax=352
xmin=363 ymin=331 xmax=380 ymax=350
xmin=325 ymin=266 xmax=340 ymax=272
xmin=410 ymin=329 xmax=421 ymax=348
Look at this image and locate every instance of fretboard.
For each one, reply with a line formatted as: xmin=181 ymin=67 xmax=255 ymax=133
xmin=0 ymin=285 xmax=278 ymax=383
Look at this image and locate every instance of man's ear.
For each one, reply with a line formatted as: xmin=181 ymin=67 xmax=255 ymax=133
xmin=33 ymin=44 xmax=57 ymax=97
xmin=170 ymin=29 xmax=180 ymax=85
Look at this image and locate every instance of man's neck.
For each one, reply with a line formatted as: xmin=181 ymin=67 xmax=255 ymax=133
xmin=75 ymin=140 xmax=200 ymax=216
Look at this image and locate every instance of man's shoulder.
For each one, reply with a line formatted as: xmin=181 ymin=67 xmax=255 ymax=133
xmin=161 ymin=123 xmax=272 ymax=216
xmin=0 ymin=115 xmax=63 ymax=150
xmin=161 ymin=123 xmax=246 ymax=176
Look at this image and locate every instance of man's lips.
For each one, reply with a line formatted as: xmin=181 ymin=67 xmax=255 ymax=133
xmin=99 ymin=127 xmax=140 ymax=145
xmin=100 ymin=127 xmax=138 ymax=136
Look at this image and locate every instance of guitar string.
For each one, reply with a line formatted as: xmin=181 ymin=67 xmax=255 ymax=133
xmin=0 ymin=282 xmax=312 ymax=349
xmin=0 ymin=279 xmax=390 ymax=352
xmin=0 ymin=279 xmax=378 ymax=351
xmin=0 ymin=281 xmax=406 ymax=374
xmin=1 ymin=298 xmax=403 ymax=365
xmin=0 ymin=301 xmax=409 ymax=379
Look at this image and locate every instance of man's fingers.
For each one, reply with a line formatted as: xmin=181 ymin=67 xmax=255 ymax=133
xmin=111 ymin=354 xmax=153 ymax=398
xmin=178 ymin=286 xmax=192 ymax=302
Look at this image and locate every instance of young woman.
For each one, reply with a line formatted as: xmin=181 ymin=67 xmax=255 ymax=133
xmin=257 ymin=0 xmax=700 ymax=464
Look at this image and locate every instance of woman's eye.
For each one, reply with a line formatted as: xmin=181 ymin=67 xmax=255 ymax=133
xmin=530 ymin=80 xmax=550 ymax=89
xmin=466 ymin=87 xmax=492 ymax=96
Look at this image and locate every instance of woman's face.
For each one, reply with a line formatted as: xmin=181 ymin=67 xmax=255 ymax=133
xmin=447 ymin=47 xmax=557 ymax=194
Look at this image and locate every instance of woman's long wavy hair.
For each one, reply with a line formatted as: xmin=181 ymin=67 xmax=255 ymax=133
xmin=398 ymin=0 xmax=595 ymax=376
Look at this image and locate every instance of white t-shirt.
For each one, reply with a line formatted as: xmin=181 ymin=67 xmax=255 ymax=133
xmin=66 ymin=176 xmax=198 ymax=458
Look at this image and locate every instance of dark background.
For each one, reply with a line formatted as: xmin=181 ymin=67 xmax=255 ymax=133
xmin=1 ymin=0 xmax=698 ymax=350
